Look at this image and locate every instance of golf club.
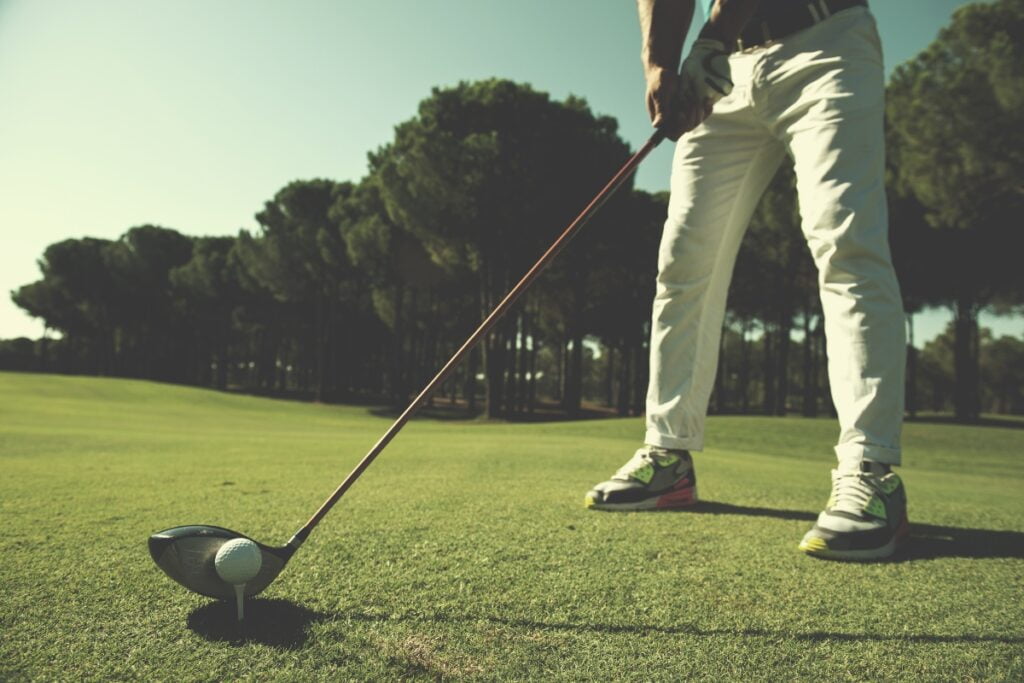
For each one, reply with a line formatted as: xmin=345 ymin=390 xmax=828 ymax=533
xmin=149 ymin=128 xmax=667 ymax=602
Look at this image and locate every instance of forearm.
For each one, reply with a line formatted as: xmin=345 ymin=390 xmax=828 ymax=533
xmin=637 ymin=0 xmax=695 ymax=80
xmin=700 ymin=0 xmax=764 ymax=46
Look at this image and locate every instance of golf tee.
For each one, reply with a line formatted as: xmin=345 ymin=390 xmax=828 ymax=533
xmin=234 ymin=583 xmax=245 ymax=621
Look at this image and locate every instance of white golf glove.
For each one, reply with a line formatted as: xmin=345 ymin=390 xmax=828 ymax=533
xmin=679 ymin=38 xmax=734 ymax=109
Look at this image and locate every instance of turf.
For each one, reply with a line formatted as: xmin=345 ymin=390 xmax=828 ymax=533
xmin=1 ymin=371 xmax=1022 ymax=681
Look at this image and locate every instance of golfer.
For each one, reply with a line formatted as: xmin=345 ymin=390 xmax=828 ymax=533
xmin=585 ymin=0 xmax=909 ymax=560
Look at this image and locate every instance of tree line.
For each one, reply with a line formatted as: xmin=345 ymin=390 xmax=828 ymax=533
xmin=4 ymin=0 xmax=1022 ymax=420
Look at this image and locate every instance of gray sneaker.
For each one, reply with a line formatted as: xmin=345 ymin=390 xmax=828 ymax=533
xmin=584 ymin=446 xmax=697 ymax=511
xmin=799 ymin=461 xmax=909 ymax=560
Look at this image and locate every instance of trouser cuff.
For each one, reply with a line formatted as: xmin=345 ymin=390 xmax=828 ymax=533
xmin=834 ymin=442 xmax=901 ymax=466
xmin=645 ymin=430 xmax=703 ymax=452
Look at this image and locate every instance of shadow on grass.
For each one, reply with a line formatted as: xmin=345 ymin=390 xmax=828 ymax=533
xmin=904 ymin=523 xmax=1024 ymax=561
xmin=368 ymin=400 xmax=617 ymax=423
xmin=907 ymin=414 xmax=1024 ymax=430
xmin=688 ymin=501 xmax=1024 ymax=561
xmin=186 ymin=598 xmax=327 ymax=649
xmin=338 ymin=608 xmax=1023 ymax=646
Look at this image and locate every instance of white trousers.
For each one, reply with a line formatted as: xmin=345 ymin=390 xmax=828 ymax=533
xmin=644 ymin=7 xmax=905 ymax=466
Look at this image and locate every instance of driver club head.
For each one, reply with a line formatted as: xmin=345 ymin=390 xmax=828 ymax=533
xmin=148 ymin=525 xmax=295 ymax=600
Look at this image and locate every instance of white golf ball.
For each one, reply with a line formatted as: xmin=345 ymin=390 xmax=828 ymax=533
xmin=214 ymin=538 xmax=262 ymax=585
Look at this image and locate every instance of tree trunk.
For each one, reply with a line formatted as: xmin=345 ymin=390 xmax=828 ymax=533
xmin=952 ymin=297 xmax=980 ymax=422
xmin=480 ymin=257 xmax=506 ymax=419
xmin=504 ymin=322 xmax=517 ymax=417
xmin=712 ymin=324 xmax=726 ymax=414
xmin=775 ymin=321 xmax=791 ymax=416
xmin=566 ymin=335 xmax=583 ymax=418
xmin=40 ymin=333 xmax=50 ymax=373
xmin=816 ymin=321 xmax=836 ymax=417
xmin=424 ymin=293 xmax=439 ymax=409
xmin=905 ymin=312 xmax=917 ymax=420
xmin=563 ymin=281 xmax=585 ymax=418
xmin=527 ymin=335 xmax=538 ymax=414
xmin=518 ymin=311 xmax=530 ymax=415
xmin=465 ymin=347 xmax=479 ymax=414
xmin=315 ymin=292 xmax=326 ymax=402
xmin=617 ymin=342 xmax=632 ymax=416
xmin=216 ymin=326 xmax=228 ymax=390
xmin=554 ymin=334 xmax=565 ymax=403
xmin=762 ymin=324 xmax=776 ymax=415
xmin=605 ymin=344 xmax=616 ymax=408
xmin=391 ymin=285 xmax=405 ymax=405
xmin=739 ymin=320 xmax=751 ymax=414
xmin=801 ymin=310 xmax=817 ymax=417
xmin=485 ymin=332 xmax=505 ymax=419
xmin=633 ymin=338 xmax=647 ymax=417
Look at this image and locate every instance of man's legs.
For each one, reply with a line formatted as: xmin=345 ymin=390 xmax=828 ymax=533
xmin=586 ymin=61 xmax=785 ymax=511
xmin=645 ymin=94 xmax=786 ymax=452
xmin=762 ymin=7 xmax=908 ymax=557
xmin=768 ymin=7 xmax=906 ymax=467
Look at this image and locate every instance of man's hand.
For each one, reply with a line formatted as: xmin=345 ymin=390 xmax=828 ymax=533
xmin=637 ymin=0 xmax=760 ymax=140
xmin=645 ymin=66 xmax=690 ymax=141
xmin=677 ymin=38 xmax=734 ymax=127
xmin=637 ymin=0 xmax=695 ymax=141
xmin=644 ymin=38 xmax=733 ymax=140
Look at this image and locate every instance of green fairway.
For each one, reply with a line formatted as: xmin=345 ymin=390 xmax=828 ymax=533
xmin=1 ymin=372 xmax=1022 ymax=681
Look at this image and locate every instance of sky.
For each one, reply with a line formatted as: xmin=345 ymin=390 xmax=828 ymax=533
xmin=1 ymin=0 xmax=1018 ymax=345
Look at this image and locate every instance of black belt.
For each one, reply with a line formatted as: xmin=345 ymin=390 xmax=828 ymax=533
xmin=735 ymin=0 xmax=868 ymax=50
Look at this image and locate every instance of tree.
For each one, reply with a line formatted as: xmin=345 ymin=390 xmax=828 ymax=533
xmin=233 ymin=180 xmax=358 ymax=400
xmin=105 ymin=225 xmax=195 ymax=381
xmin=12 ymin=237 xmax=121 ymax=374
xmin=980 ymin=334 xmax=1024 ymax=414
xmin=585 ymin=190 xmax=664 ymax=415
xmin=915 ymin=323 xmax=1024 ymax=417
xmin=334 ymin=178 xmax=452 ymax=406
xmin=886 ymin=0 xmax=1024 ymax=420
xmin=0 ymin=338 xmax=39 ymax=371
xmin=170 ymin=236 xmax=243 ymax=388
xmin=886 ymin=186 xmax=934 ymax=419
xmin=732 ymin=165 xmax=817 ymax=415
xmin=372 ymin=79 xmax=631 ymax=418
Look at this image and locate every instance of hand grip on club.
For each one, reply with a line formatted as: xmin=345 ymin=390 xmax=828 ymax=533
xmin=288 ymin=128 xmax=668 ymax=548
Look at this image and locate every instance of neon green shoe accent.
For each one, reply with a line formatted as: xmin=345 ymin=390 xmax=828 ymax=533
xmin=800 ymin=536 xmax=828 ymax=553
xmin=628 ymin=452 xmax=678 ymax=484
xmin=630 ymin=463 xmax=655 ymax=484
xmin=879 ymin=475 xmax=901 ymax=494
xmin=658 ymin=452 xmax=681 ymax=466
xmin=584 ymin=492 xmax=596 ymax=508
xmin=865 ymin=495 xmax=887 ymax=520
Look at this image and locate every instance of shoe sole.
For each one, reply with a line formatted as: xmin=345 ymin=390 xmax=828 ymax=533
xmin=584 ymin=485 xmax=698 ymax=511
xmin=799 ymin=515 xmax=910 ymax=561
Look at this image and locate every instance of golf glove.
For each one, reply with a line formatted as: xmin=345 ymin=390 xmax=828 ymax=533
xmin=679 ymin=38 xmax=734 ymax=108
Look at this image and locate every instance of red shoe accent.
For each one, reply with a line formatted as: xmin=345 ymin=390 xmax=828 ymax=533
xmin=655 ymin=478 xmax=696 ymax=509
xmin=894 ymin=514 xmax=910 ymax=543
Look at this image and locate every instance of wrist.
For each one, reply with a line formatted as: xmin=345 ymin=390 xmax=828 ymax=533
xmin=643 ymin=63 xmax=676 ymax=85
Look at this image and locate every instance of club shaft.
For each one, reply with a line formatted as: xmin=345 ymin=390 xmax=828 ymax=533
xmin=290 ymin=129 xmax=666 ymax=546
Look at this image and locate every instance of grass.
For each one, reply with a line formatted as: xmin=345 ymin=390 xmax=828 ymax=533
xmin=1 ymin=371 xmax=1022 ymax=681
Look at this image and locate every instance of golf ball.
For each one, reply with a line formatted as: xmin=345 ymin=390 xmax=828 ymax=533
xmin=214 ymin=538 xmax=262 ymax=585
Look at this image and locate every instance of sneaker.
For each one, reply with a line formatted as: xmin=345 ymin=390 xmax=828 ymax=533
xmin=584 ymin=446 xmax=697 ymax=511
xmin=799 ymin=462 xmax=909 ymax=560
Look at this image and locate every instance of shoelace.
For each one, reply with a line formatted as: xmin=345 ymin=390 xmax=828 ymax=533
xmin=830 ymin=471 xmax=878 ymax=515
xmin=613 ymin=449 xmax=654 ymax=480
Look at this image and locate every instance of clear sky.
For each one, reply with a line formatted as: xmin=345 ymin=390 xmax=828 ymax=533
xmin=1 ymin=0 xmax=1018 ymax=344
